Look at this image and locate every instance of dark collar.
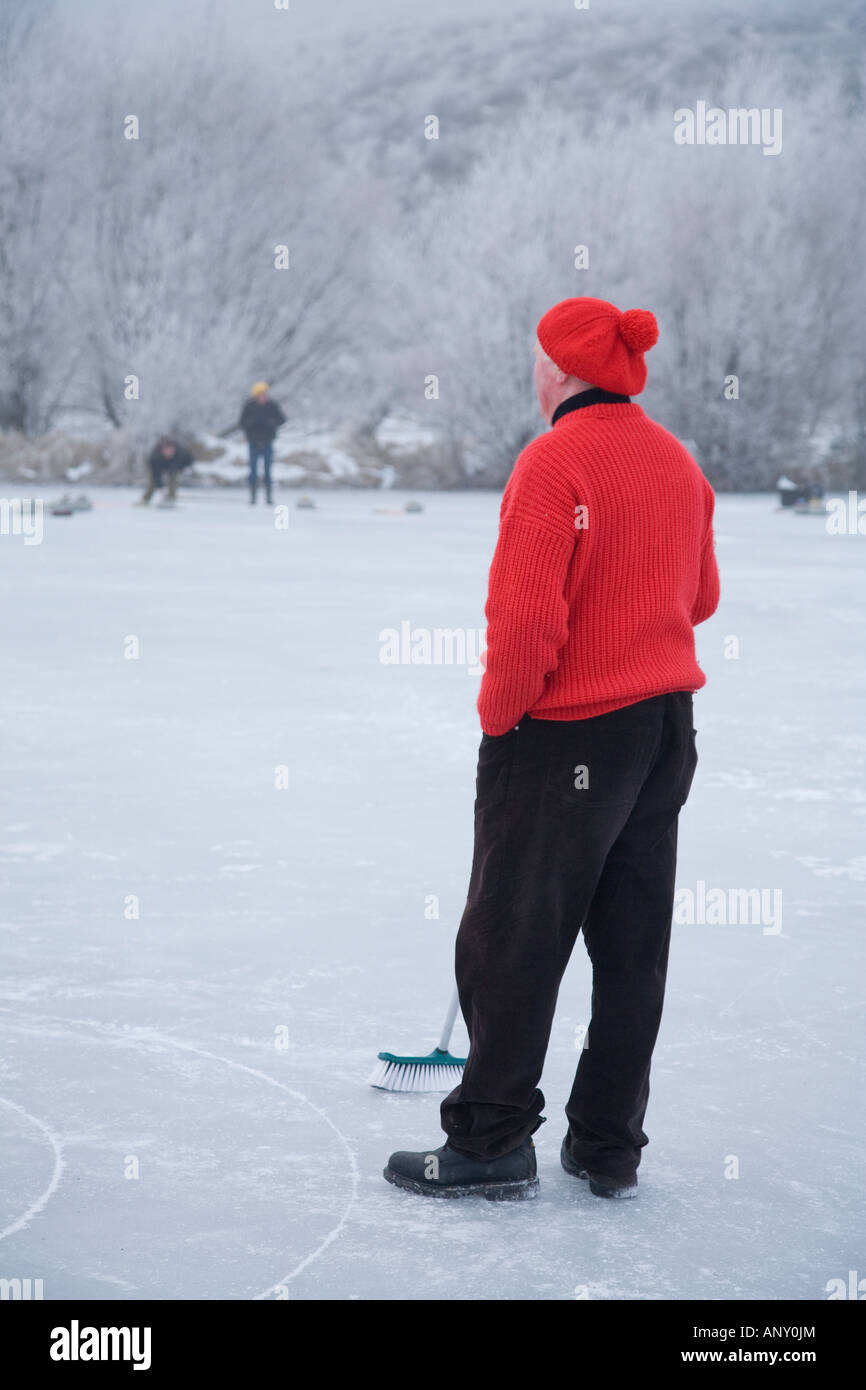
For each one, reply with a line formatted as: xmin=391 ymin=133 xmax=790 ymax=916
xmin=551 ymin=387 xmax=631 ymax=425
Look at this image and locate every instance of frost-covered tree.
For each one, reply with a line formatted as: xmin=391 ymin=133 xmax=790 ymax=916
xmin=0 ymin=2 xmax=83 ymax=433
xmin=72 ymin=26 xmax=377 ymax=448
xmin=387 ymin=104 xmax=647 ymax=483
xmin=644 ymin=63 xmax=866 ymax=487
xmin=389 ymin=63 xmax=866 ymax=489
xmin=0 ymin=0 xmax=864 ymax=491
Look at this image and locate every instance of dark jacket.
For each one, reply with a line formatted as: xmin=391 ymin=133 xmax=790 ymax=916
xmin=148 ymin=441 xmax=193 ymax=472
xmin=239 ymin=397 xmax=286 ymax=444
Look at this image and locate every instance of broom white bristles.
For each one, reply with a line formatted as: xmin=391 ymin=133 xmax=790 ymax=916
xmin=368 ymin=1058 xmax=465 ymax=1093
xmin=371 ymin=989 xmax=465 ymax=1092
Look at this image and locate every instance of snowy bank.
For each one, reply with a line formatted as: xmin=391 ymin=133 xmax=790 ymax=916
xmin=0 ymin=415 xmax=458 ymax=490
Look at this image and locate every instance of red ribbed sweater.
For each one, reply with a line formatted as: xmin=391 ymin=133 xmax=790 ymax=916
xmin=477 ymin=401 xmax=720 ymax=736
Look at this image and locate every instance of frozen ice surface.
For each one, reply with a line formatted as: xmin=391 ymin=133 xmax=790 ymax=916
xmin=1 ymin=488 xmax=863 ymax=1300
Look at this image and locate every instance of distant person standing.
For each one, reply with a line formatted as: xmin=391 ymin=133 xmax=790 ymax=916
xmin=139 ymin=436 xmax=193 ymax=505
xmin=239 ymin=382 xmax=285 ymax=505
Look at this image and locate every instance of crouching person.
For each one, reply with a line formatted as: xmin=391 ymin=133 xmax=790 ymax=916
xmin=139 ymin=436 xmax=193 ymax=505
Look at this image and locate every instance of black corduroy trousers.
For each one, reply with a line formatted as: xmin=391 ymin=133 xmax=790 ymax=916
xmin=440 ymin=692 xmax=698 ymax=1181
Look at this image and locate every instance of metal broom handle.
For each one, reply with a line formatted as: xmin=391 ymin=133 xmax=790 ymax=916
xmin=438 ymin=987 xmax=460 ymax=1052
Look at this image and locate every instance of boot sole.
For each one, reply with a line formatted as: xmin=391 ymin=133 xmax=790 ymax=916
xmin=383 ymin=1166 xmax=539 ymax=1201
xmin=560 ymin=1148 xmax=638 ymax=1199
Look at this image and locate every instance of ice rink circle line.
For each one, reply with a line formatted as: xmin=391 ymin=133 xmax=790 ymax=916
xmin=0 ymin=1010 xmax=359 ymax=1296
xmin=139 ymin=1033 xmax=361 ymax=1299
xmin=0 ymin=1096 xmax=65 ymax=1243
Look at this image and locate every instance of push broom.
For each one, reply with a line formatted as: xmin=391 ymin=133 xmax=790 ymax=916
xmin=369 ymin=987 xmax=466 ymax=1092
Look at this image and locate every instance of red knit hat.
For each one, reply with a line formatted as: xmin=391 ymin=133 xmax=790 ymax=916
xmin=536 ymin=297 xmax=658 ymax=395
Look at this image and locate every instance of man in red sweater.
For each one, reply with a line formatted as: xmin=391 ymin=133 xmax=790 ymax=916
xmin=385 ymin=297 xmax=720 ymax=1201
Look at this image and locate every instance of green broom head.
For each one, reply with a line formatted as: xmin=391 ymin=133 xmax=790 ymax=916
xmin=369 ymin=1046 xmax=467 ymax=1093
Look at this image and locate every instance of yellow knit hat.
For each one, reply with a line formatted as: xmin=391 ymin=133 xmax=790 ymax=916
xmin=250 ymin=381 xmax=269 ymax=397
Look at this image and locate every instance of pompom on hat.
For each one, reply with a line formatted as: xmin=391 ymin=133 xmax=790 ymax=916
xmin=537 ymin=297 xmax=659 ymax=395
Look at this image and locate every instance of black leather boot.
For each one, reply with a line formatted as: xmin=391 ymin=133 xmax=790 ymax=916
xmin=384 ymin=1137 xmax=538 ymax=1200
xmin=560 ymin=1137 xmax=638 ymax=1199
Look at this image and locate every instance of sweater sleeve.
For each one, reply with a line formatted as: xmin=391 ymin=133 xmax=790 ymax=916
xmin=691 ymin=480 xmax=720 ymax=626
xmin=477 ymin=439 xmax=577 ymax=736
